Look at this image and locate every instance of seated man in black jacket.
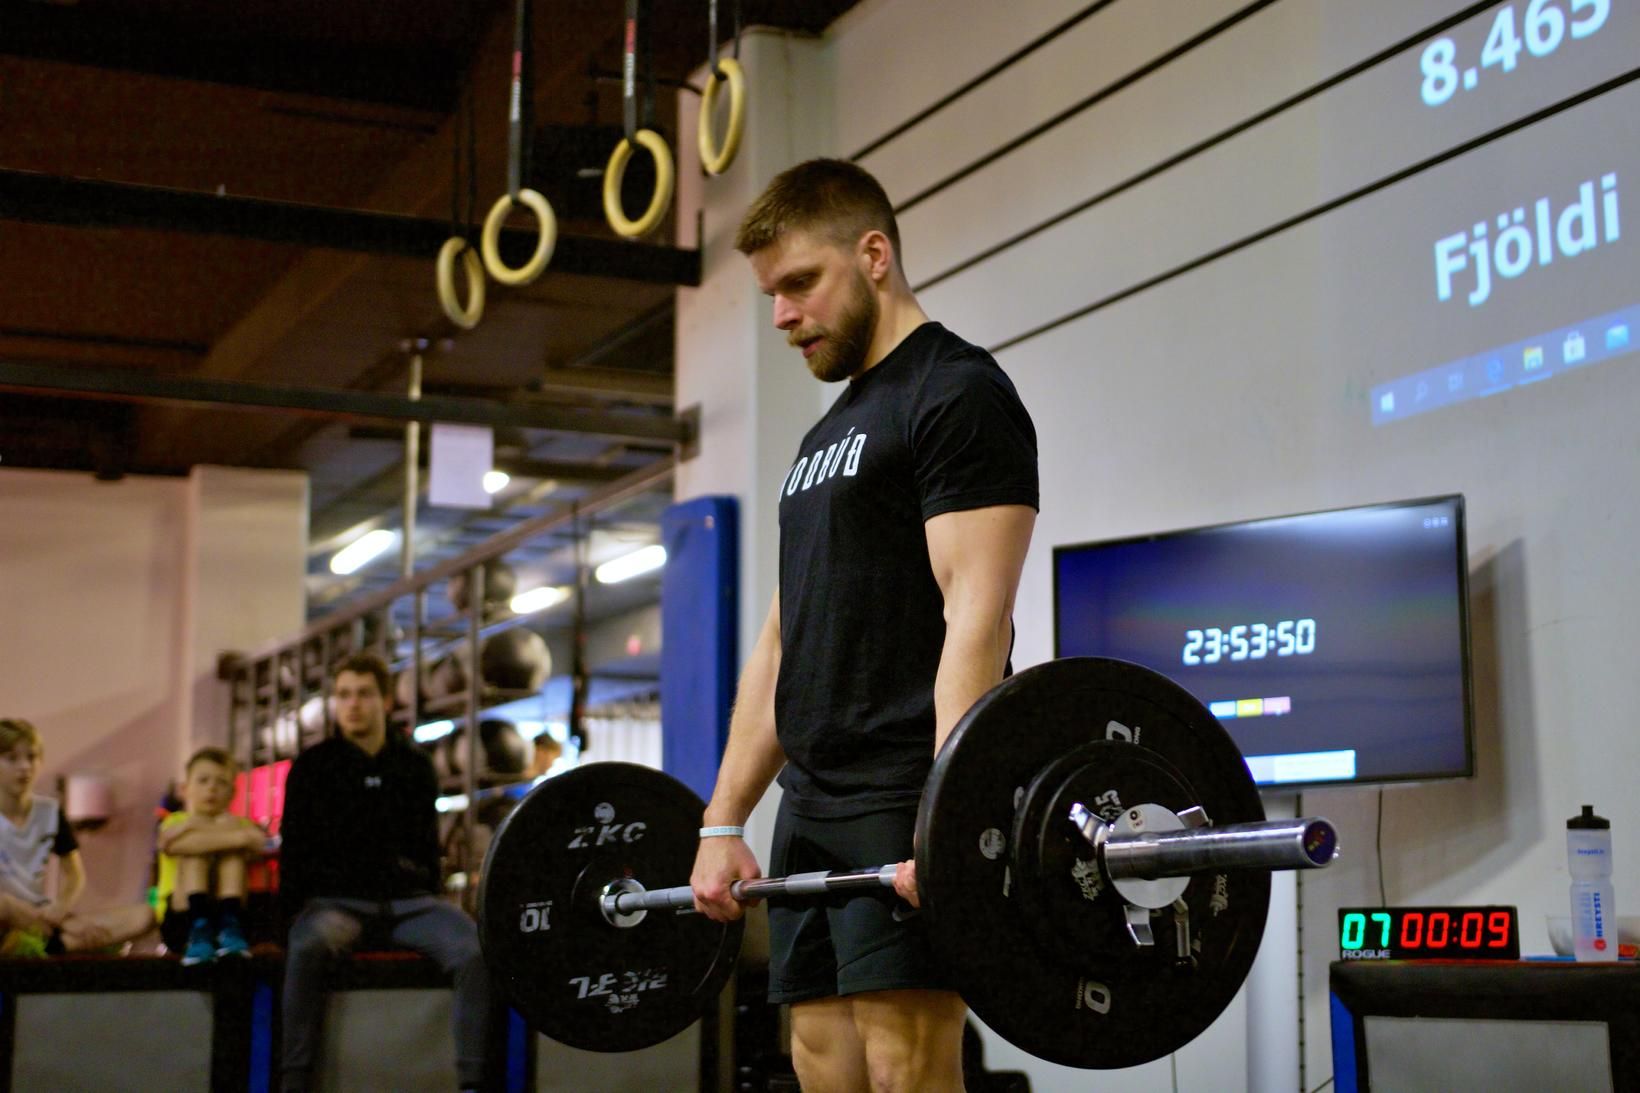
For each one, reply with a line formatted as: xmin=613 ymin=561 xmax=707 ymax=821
xmin=278 ymin=651 xmax=490 ymax=1093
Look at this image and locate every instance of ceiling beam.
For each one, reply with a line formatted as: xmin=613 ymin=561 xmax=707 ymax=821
xmin=0 ymin=168 xmax=700 ymax=286
xmin=0 ymin=4 xmax=478 ymax=112
xmin=405 ymin=372 xmax=674 ymax=407
xmin=0 ymin=359 xmax=692 ymax=445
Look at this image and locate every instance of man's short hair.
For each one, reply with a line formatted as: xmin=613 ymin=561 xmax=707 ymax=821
xmin=735 ymin=158 xmax=903 ymax=261
xmin=334 ymin=651 xmax=392 ymax=701
xmin=186 ymin=746 xmax=238 ymax=776
xmin=0 ymin=718 xmax=41 ymax=758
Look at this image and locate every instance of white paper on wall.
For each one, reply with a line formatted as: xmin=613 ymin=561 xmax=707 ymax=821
xmin=428 ymin=423 xmax=493 ymax=509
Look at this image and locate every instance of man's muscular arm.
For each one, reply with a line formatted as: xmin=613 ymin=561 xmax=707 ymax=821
xmin=690 ymin=591 xmax=787 ymax=922
xmin=927 ymin=504 xmax=1036 ymax=751
xmin=894 ymin=503 xmax=1036 ymax=905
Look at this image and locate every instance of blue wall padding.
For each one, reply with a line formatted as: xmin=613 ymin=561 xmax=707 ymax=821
xmin=1330 ymin=991 xmax=1359 ymax=1093
xmin=660 ymin=495 xmax=739 ymax=801
xmin=506 ymin=1008 xmax=529 ymax=1092
xmin=250 ymin=981 xmax=274 ymax=1093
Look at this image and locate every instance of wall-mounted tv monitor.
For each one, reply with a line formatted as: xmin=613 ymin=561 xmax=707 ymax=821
xmin=1053 ymin=495 xmax=1474 ymax=789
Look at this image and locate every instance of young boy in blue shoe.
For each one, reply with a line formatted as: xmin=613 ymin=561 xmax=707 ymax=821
xmin=156 ymin=747 xmax=268 ymax=964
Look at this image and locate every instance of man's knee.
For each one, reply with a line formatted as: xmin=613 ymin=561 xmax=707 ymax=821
xmin=856 ymin=991 xmax=966 ymax=1093
xmin=287 ymin=907 xmax=361 ymax=962
xmin=789 ymin=998 xmax=868 ymax=1092
xmin=446 ymin=926 xmax=483 ymax=975
xmin=402 ymin=902 xmax=483 ymax=973
xmin=789 ymin=1012 xmax=837 ymax=1066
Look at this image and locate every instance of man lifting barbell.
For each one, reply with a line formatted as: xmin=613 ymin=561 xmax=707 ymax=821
xmin=687 ymin=158 xmax=1040 ymax=1092
xmin=476 ymin=159 xmax=1340 ymax=1082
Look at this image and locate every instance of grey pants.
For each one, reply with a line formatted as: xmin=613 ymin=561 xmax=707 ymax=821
xmin=280 ymin=896 xmax=490 ymax=1091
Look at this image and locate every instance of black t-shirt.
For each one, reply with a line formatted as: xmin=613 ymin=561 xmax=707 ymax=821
xmin=774 ymin=321 xmax=1038 ymax=817
xmin=278 ymin=734 xmax=443 ymax=909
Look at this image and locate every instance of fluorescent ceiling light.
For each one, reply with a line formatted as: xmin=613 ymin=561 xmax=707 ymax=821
xmin=595 ymin=544 xmax=667 ymax=585
xmin=412 ymin=720 xmax=455 ymax=744
xmin=330 ymin=528 xmax=397 ymax=575
xmin=482 ymin=470 xmax=510 ymax=494
xmin=510 ymin=585 xmax=570 ymax=615
xmin=435 ymin=794 xmax=469 ymax=814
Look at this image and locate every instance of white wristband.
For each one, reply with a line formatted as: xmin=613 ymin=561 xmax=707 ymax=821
xmin=699 ymin=825 xmax=745 ymax=839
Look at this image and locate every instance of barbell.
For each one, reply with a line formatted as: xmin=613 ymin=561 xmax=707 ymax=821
xmin=478 ymin=656 xmax=1340 ymax=1069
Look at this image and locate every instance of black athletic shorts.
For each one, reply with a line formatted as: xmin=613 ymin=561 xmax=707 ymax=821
xmin=765 ymin=798 xmax=948 ymax=1004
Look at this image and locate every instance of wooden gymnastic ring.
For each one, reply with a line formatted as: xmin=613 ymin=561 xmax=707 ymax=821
xmin=602 ymin=129 xmax=675 ymax=239
xmin=697 ymin=58 xmax=746 ymax=177
xmin=436 ymin=237 xmax=486 ymax=330
xmin=480 ymin=188 xmax=557 ymax=286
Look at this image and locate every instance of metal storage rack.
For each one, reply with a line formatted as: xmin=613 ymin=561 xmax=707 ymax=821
xmin=219 ymin=456 xmax=675 ymax=907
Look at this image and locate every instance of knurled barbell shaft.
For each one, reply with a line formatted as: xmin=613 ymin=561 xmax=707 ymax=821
xmin=602 ymin=816 xmax=1334 ymax=920
xmin=606 ymin=866 xmax=896 ymax=916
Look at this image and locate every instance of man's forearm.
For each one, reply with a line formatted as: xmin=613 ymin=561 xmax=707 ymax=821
xmin=701 ymin=593 xmax=787 ymax=826
xmin=932 ymin=612 xmax=1013 ymax=755
xmin=923 ymin=504 xmax=1035 ymax=757
xmin=703 ymin=639 xmax=786 ymax=826
xmin=703 ymin=709 xmax=786 ymax=826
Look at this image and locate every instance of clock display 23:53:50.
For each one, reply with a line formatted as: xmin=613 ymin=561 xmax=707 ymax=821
xmin=1183 ymin=619 xmax=1316 ymax=665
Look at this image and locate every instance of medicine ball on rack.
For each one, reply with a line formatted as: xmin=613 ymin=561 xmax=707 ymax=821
xmin=324 ymin=613 xmax=397 ymax=669
xmin=480 ymin=628 xmax=551 ymax=691
xmin=482 ymin=718 xmax=529 ymax=774
xmin=298 ymin=695 xmax=328 ymax=736
xmin=258 ymin=712 xmax=299 ymax=756
xmin=448 ymin=559 xmax=518 ymax=615
xmin=424 ymin=652 xmax=470 ymax=700
xmin=444 ymin=718 xmax=529 ymax=777
xmin=398 ymin=654 xmax=459 ymax=708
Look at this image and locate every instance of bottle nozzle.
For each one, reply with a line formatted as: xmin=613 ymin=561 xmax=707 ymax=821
xmin=1568 ymin=804 xmax=1610 ymax=830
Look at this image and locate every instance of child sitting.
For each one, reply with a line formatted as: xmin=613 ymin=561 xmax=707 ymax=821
xmin=0 ymin=718 xmax=154 ymax=956
xmin=155 ymin=747 xmax=268 ymax=964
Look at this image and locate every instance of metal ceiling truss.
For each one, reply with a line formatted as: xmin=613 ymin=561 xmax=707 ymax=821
xmin=0 ymin=359 xmax=694 ymax=447
xmin=0 ymin=168 xmax=701 ymax=286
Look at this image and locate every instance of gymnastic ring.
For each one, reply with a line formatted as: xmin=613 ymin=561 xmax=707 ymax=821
xmin=697 ymin=57 xmax=746 ymax=177
xmin=436 ymin=236 xmax=485 ymax=331
xmin=480 ymin=188 xmax=557 ymax=286
xmin=602 ymin=129 xmax=675 ymax=239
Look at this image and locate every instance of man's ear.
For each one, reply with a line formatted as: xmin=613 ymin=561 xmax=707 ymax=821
xmin=858 ymin=230 xmax=894 ymax=283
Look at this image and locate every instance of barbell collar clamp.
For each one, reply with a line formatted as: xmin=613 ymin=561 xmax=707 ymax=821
xmin=1124 ymin=904 xmax=1154 ymax=947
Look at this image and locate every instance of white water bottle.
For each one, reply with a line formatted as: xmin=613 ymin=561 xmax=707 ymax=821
xmin=1567 ymin=805 xmax=1616 ymax=962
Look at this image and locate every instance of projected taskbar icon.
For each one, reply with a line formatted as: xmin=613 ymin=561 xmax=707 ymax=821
xmin=1371 ymin=301 xmax=1637 ymax=426
xmin=1245 ymin=749 xmax=1357 ymax=785
xmin=1208 ymin=695 xmax=1292 ymax=719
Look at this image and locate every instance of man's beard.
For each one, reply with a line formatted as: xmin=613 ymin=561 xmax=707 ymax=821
xmin=802 ymin=271 xmax=878 ymax=382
